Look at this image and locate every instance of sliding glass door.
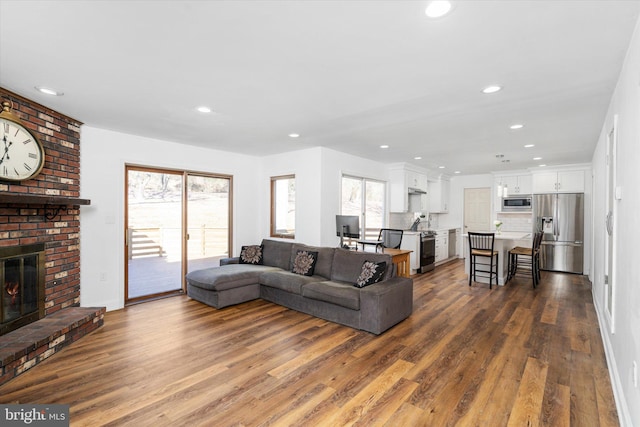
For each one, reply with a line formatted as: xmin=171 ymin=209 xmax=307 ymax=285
xmin=125 ymin=166 xmax=231 ymax=303
xmin=186 ymin=174 xmax=231 ymax=274
xmin=341 ymin=175 xmax=385 ymax=240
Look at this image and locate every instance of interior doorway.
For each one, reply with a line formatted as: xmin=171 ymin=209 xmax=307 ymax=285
xmin=125 ymin=166 xmax=232 ymax=304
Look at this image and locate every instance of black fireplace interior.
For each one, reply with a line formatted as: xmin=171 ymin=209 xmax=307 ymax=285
xmin=1 ymin=243 xmax=45 ymax=336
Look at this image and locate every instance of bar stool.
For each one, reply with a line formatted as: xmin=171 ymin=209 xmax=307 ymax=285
xmin=468 ymin=232 xmax=499 ymax=289
xmin=507 ymin=232 xmax=543 ymax=288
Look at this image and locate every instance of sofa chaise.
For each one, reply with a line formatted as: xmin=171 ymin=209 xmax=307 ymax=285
xmin=185 ymin=239 xmax=413 ymax=334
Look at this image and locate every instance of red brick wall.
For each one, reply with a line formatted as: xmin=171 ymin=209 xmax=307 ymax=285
xmin=0 ymin=87 xmax=84 ymax=315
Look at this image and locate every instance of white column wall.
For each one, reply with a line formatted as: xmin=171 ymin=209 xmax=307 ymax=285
xmin=591 ymin=15 xmax=640 ymax=427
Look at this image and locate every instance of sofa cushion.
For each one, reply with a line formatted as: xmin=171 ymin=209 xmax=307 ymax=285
xmin=291 ymin=250 xmax=318 ymax=276
xmin=261 ymin=239 xmax=293 ymax=270
xmin=291 ymin=244 xmax=335 ymax=278
xmin=185 ymin=264 xmax=278 ymax=292
xmin=331 ymin=249 xmax=393 ymax=284
xmin=302 ymin=280 xmax=360 ymax=310
xmin=260 ymin=270 xmax=324 ymax=295
xmin=355 ymin=261 xmax=387 ymax=288
xmin=239 ymin=245 xmax=263 ymax=265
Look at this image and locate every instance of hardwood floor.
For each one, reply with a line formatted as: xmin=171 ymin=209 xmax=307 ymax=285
xmin=0 ymin=260 xmax=618 ymax=426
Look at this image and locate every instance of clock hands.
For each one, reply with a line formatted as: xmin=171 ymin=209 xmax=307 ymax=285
xmin=0 ymin=135 xmax=10 ymax=164
xmin=0 ymin=135 xmax=12 ymax=165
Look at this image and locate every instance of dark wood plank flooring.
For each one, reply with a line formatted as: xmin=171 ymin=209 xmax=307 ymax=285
xmin=0 ymin=260 xmax=618 ymax=426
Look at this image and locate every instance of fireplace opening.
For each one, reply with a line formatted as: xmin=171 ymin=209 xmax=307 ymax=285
xmin=1 ymin=243 xmax=46 ymax=336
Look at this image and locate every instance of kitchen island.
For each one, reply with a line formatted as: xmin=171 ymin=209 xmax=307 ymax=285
xmin=462 ymin=231 xmax=531 ymax=286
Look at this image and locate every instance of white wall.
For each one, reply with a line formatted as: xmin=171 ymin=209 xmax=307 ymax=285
xmin=260 ymin=147 xmax=390 ymax=247
xmin=441 ymin=173 xmax=495 ymax=229
xmin=80 ymin=126 xmax=262 ymax=311
xmin=591 ymin=15 xmax=640 ymax=427
xmin=319 ymin=148 xmax=390 ymax=247
xmin=260 ymin=147 xmax=323 ymax=245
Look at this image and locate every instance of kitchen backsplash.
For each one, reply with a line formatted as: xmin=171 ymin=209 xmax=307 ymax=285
xmin=389 ymin=212 xmax=439 ymax=230
xmin=496 ymin=213 xmax=533 ymax=232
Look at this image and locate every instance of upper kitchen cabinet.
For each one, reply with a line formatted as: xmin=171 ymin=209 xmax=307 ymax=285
xmin=497 ymin=174 xmax=532 ymax=195
xmin=428 ymin=178 xmax=450 ymax=213
xmin=389 ymin=165 xmax=429 ymax=212
xmin=532 ymin=170 xmax=585 ymax=193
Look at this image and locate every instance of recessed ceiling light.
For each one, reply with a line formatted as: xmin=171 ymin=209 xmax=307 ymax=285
xmin=438 ymin=166 xmax=445 ymax=169
xmin=288 ymin=133 xmax=300 ymax=138
xmin=539 ymin=164 xmax=547 ymax=167
xmin=533 ymin=157 xmax=542 ymax=160
xmin=196 ymin=106 xmax=212 ymax=113
xmin=510 ymin=124 xmax=524 ymax=130
xmin=524 ymin=144 xmax=535 ymax=148
xmin=380 ymin=145 xmax=389 ymax=149
xmin=425 ymin=1 xmax=453 ymax=18
xmin=414 ymin=156 xmax=422 ymax=160
xmin=35 ymin=86 xmax=63 ymax=96
xmin=454 ymin=171 xmax=461 ymax=174
xmin=482 ymin=85 xmax=502 ymax=94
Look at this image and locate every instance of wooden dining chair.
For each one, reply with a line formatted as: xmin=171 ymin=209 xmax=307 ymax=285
xmin=468 ymin=232 xmax=499 ymax=289
xmin=507 ymin=231 xmax=544 ymax=288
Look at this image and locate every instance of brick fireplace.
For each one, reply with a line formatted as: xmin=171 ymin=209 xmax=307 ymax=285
xmin=0 ymin=87 xmax=105 ymax=386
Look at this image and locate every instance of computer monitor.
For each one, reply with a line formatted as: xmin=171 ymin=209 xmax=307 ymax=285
xmin=336 ymin=215 xmax=360 ymax=248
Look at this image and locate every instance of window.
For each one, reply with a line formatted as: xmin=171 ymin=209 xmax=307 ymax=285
xmin=341 ymin=175 xmax=385 ymax=240
xmin=271 ymin=175 xmax=295 ymax=238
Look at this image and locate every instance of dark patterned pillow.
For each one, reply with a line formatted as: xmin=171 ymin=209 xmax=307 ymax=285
xmin=291 ymin=250 xmax=318 ymax=276
xmin=355 ymin=261 xmax=387 ymax=288
xmin=239 ymin=245 xmax=263 ymax=265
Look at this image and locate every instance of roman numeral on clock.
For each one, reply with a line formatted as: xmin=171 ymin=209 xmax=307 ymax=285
xmin=3 ymin=123 xmax=8 ymax=133
xmin=24 ymin=163 xmax=32 ymax=171
xmin=28 ymin=153 xmax=37 ymax=159
xmin=22 ymin=138 xmax=32 ymax=144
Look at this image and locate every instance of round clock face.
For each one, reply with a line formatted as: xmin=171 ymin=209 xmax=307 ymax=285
xmin=0 ymin=117 xmax=45 ymax=181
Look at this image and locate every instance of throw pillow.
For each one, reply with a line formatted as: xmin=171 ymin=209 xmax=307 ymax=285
xmin=355 ymin=260 xmax=387 ymax=288
xmin=239 ymin=245 xmax=264 ymax=265
xmin=291 ymin=250 xmax=318 ymax=276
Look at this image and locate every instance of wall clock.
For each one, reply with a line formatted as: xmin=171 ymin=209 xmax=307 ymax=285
xmin=0 ymin=100 xmax=45 ymax=181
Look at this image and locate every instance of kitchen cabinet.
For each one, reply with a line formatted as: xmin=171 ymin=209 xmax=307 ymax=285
xmin=400 ymin=232 xmax=420 ymax=273
xmin=497 ymin=174 xmax=532 ymax=195
xmin=428 ymin=179 xmax=450 ymax=213
xmin=532 ymin=170 xmax=584 ymax=193
xmin=390 ymin=167 xmax=429 ymax=213
xmin=435 ymin=232 xmax=448 ymax=263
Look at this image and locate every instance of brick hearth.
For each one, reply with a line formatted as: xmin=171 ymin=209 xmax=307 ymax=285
xmin=0 ymin=307 xmax=105 ymax=386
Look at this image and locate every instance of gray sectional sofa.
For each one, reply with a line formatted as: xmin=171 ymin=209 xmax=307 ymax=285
xmin=185 ymin=239 xmax=413 ymax=334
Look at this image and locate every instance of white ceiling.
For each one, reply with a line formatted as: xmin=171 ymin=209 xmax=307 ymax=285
xmin=1 ymin=1 xmax=639 ymax=175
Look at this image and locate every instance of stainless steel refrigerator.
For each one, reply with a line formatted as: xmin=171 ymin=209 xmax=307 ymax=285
xmin=533 ymin=193 xmax=584 ymax=274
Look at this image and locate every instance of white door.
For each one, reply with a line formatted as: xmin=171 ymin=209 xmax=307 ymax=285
xmin=464 ymin=188 xmax=491 ymax=233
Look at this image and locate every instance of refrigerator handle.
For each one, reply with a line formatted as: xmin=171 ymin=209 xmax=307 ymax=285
xmin=554 ymin=197 xmax=559 ymax=238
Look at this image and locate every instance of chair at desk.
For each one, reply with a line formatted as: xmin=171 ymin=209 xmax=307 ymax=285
xmin=359 ymin=228 xmax=403 ymax=252
xmin=468 ymin=232 xmax=498 ymax=289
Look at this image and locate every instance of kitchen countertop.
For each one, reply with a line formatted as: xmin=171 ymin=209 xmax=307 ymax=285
xmin=462 ymin=231 xmax=531 ymax=240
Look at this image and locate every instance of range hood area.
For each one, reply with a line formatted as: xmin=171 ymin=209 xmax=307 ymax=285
xmin=408 ymin=187 xmax=427 ymax=195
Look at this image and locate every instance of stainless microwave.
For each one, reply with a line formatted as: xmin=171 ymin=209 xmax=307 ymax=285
xmin=502 ymin=196 xmax=532 ymax=211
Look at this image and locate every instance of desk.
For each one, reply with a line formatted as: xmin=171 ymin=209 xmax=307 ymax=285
xmin=382 ymin=248 xmax=412 ymax=278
